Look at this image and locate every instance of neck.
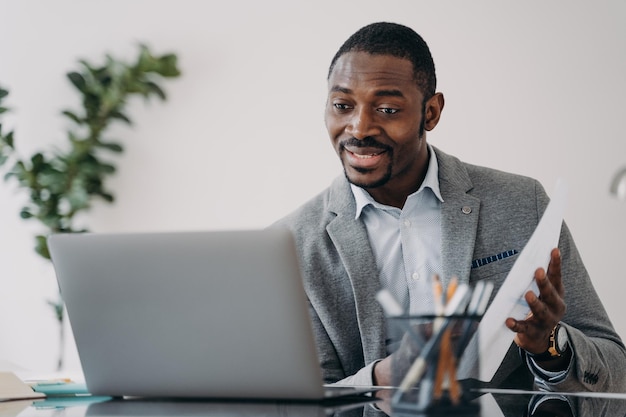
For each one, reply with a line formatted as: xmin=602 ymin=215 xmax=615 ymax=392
xmin=366 ymin=147 xmax=431 ymax=209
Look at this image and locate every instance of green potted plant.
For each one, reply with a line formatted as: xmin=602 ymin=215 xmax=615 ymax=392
xmin=0 ymin=44 xmax=181 ymax=370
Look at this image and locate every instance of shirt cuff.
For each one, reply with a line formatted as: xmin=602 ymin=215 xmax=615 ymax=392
xmin=524 ymin=350 xmax=573 ymax=388
xmin=332 ymin=360 xmax=381 ymax=387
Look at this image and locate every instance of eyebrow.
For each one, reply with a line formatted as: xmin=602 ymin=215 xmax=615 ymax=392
xmin=374 ymin=89 xmax=405 ymax=98
xmin=329 ymin=86 xmax=405 ymax=98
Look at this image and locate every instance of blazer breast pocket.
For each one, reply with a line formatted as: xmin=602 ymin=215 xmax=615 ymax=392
xmin=469 ymin=250 xmax=519 ymax=282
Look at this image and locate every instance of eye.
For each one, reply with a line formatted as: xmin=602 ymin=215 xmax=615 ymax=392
xmin=333 ymin=103 xmax=352 ymax=111
xmin=378 ymin=107 xmax=399 ymax=115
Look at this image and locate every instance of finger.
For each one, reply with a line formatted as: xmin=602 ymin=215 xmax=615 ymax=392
xmin=506 ymin=317 xmax=542 ymax=348
xmin=546 ymin=248 xmax=563 ymax=296
xmin=534 ymin=267 xmax=556 ymax=306
xmin=505 ymin=317 xmax=524 ymax=332
xmin=525 ymin=290 xmax=552 ymax=323
xmin=534 ymin=266 xmax=551 ymax=294
xmin=507 ymin=313 xmax=553 ymax=353
xmin=533 ymin=264 xmax=567 ymax=321
xmin=534 ymin=265 xmax=563 ymax=313
xmin=505 ymin=315 xmax=538 ymax=334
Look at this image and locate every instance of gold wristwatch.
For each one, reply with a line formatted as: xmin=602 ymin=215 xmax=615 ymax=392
xmin=529 ymin=323 xmax=569 ymax=361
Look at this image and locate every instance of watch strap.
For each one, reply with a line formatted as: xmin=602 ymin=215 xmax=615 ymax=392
xmin=527 ymin=323 xmax=562 ymax=361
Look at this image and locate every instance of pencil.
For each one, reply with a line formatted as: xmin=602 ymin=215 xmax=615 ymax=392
xmin=433 ymin=276 xmax=459 ymax=401
xmin=433 ymin=326 xmax=452 ymax=399
xmin=432 ymin=275 xmax=443 ymax=317
xmin=446 ymin=276 xmax=458 ymax=303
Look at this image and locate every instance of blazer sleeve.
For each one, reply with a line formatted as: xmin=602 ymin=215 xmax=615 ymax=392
xmin=534 ymin=190 xmax=626 ymax=391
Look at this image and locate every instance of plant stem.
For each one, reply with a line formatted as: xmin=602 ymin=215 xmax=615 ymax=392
xmin=57 ymin=315 xmax=65 ymax=371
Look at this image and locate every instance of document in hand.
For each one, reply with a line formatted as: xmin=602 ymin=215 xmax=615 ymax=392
xmin=457 ymin=179 xmax=568 ymax=382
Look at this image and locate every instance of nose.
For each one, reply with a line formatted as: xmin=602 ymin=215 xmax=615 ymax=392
xmin=346 ymin=107 xmax=379 ymax=140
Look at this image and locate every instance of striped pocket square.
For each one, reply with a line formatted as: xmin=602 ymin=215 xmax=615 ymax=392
xmin=471 ymin=249 xmax=519 ymax=269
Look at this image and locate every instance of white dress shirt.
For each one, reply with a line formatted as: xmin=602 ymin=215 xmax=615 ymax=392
xmin=351 ymin=144 xmax=444 ymax=317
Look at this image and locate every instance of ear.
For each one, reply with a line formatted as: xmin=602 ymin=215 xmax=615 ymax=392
xmin=424 ymin=92 xmax=445 ymax=131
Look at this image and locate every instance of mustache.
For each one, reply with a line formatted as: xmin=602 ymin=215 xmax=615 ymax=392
xmin=339 ymin=137 xmax=391 ymax=151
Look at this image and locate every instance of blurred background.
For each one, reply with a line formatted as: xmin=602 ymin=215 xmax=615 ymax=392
xmin=1 ymin=0 xmax=625 ymax=373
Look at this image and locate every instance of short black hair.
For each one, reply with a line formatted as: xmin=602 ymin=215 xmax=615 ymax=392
xmin=328 ymin=22 xmax=437 ymax=100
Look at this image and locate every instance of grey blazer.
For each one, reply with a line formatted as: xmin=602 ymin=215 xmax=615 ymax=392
xmin=275 ymin=146 xmax=626 ymax=392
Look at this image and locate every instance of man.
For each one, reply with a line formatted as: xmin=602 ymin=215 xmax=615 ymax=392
xmin=275 ymin=22 xmax=626 ymax=392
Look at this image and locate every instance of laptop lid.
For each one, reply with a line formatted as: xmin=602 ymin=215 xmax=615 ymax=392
xmin=48 ymin=228 xmax=359 ymax=400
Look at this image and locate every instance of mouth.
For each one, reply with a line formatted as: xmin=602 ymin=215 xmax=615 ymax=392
xmin=345 ymin=148 xmax=386 ymax=159
xmin=342 ymin=146 xmax=388 ymax=169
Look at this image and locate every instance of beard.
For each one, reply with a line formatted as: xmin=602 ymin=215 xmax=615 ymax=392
xmin=344 ymin=168 xmax=393 ymax=189
xmin=339 ymin=136 xmax=393 ymax=189
xmin=340 ymin=116 xmax=425 ymax=190
xmin=342 ymin=153 xmax=394 ymax=189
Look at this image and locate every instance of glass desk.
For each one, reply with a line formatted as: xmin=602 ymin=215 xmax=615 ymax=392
xmin=4 ymin=389 xmax=626 ymax=417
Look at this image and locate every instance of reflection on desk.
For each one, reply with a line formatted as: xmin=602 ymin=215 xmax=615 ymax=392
xmin=87 ymin=397 xmax=378 ymax=417
xmin=484 ymin=390 xmax=626 ymax=417
xmin=5 ymin=390 xmax=626 ymax=417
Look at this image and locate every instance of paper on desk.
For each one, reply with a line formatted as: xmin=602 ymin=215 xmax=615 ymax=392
xmin=458 ymin=179 xmax=568 ymax=382
xmin=0 ymin=372 xmax=45 ymax=402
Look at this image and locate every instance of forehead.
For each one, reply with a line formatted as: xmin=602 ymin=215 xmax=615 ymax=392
xmin=328 ymin=52 xmax=420 ymax=96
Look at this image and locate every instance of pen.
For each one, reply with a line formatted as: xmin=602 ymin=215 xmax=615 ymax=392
xmin=376 ymin=289 xmax=404 ymax=317
xmin=455 ymin=281 xmax=494 ymax=358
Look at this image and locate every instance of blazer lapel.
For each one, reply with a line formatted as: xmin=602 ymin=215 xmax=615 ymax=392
xmin=326 ymin=177 xmax=387 ymax=363
xmin=434 ymin=147 xmax=481 ymax=287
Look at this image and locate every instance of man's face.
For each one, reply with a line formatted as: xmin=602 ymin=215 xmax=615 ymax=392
xmin=325 ymin=52 xmax=442 ymax=205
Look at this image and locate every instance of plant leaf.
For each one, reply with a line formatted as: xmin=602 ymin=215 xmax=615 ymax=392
xmin=31 ymin=152 xmax=45 ymax=169
xmin=100 ymin=192 xmax=114 ymax=202
xmin=97 ymin=163 xmax=116 ymax=174
xmin=67 ymin=72 xmax=87 ymax=93
xmin=145 ymin=81 xmax=166 ymax=100
xmin=62 ymin=110 xmax=83 ymax=124
xmin=109 ymin=110 xmax=132 ymax=125
xmin=158 ymin=54 xmax=181 ymax=77
xmin=4 ymin=131 xmax=14 ymax=148
xmin=98 ymin=142 xmax=124 ymax=152
xmin=35 ymin=235 xmax=51 ymax=260
xmin=46 ymin=299 xmax=64 ymax=321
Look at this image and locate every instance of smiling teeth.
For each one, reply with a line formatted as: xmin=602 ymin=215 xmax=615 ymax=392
xmin=350 ymin=150 xmax=382 ymax=159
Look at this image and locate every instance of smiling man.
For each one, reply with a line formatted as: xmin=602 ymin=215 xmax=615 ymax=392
xmin=327 ymin=51 xmax=439 ymax=208
xmin=275 ymin=22 xmax=626 ymax=392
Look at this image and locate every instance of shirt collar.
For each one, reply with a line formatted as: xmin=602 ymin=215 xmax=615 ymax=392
xmin=350 ymin=144 xmax=444 ymax=219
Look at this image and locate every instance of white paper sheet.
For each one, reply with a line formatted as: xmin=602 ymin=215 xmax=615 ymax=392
xmin=458 ymin=179 xmax=568 ymax=382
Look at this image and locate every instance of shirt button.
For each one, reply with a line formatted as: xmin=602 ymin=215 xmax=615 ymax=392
xmin=411 ymin=272 xmax=420 ymax=280
xmin=403 ymin=219 xmax=411 ymax=227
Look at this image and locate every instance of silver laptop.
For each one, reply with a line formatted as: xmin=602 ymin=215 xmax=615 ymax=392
xmin=48 ymin=228 xmax=373 ymax=400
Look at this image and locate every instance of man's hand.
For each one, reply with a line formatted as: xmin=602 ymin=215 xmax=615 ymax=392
xmin=505 ymin=248 xmax=566 ymax=355
xmin=373 ymin=355 xmax=393 ymax=387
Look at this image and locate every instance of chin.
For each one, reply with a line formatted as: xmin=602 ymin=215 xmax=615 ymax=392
xmin=340 ymin=158 xmax=392 ymax=189
xmin=345 ymin=170 xmax=389 ymax=189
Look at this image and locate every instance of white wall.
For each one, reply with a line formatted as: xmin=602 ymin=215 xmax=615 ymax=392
xmin=1 ymin=0 xmax=625 ymax=374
